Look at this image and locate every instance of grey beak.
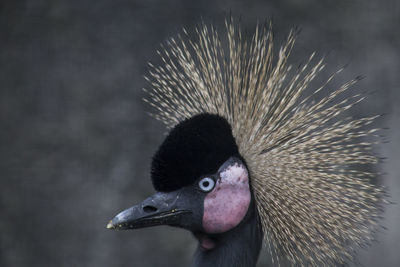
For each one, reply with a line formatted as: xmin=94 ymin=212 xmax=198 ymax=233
xmin=107 ymin=191 xmax=193 ymax=230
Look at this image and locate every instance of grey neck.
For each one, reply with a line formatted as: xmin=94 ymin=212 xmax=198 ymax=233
xmin=191 ymin=207 xmax=262 ymax=267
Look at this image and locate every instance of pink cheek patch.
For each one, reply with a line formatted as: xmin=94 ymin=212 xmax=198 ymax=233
xmin=202 ymin=163 xmax=250 ymax=233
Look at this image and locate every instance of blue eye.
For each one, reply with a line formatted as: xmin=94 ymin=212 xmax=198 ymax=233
xmin=198 ymin=177 xmax=215 ymax=192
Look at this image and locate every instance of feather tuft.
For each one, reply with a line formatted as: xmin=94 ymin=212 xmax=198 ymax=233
xmin=144 ymin=19 xmax=384 ymax=266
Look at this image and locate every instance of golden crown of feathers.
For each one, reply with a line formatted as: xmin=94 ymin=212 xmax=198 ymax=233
xmin=143 ymin=19 xmax=384 ymax=266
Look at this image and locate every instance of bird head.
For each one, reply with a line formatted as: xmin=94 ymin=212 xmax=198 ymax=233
xmin=107 ymin=114 xmax=254 ymax=250
xmin=106 ymin=19 xmax=384 ymax=265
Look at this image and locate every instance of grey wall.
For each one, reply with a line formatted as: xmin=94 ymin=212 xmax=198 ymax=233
xmin=1 ymin=0 xmax=399 ymax=266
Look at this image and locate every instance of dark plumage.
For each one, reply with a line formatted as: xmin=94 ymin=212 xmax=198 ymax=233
xmin=107 ymin=19 xmax=384 ymax=267
xmin=151 ymin=114 xmax=239 ymax=192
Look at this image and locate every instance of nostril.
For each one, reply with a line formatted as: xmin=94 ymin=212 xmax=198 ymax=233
xmin=143 ymin=205 xmax=158 ymax=213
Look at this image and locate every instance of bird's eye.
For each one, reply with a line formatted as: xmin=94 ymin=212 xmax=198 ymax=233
xmin=198 ymin=177 xmax=215 ymax=192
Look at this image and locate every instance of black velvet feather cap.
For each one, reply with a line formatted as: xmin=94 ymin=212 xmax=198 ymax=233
xmin=151 ymin=113 xmax=239 ymax=192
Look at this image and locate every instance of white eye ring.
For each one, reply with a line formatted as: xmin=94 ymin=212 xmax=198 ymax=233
xmin=198 ymin=177 xmax=215 ymax=192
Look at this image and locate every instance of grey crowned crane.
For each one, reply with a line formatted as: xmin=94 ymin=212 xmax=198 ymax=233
xmin=107 ymin=20 xmax=384 ymax=266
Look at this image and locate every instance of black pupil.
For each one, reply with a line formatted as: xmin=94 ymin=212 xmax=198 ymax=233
xmin=203 ymin=181 xmax=210 ymax=187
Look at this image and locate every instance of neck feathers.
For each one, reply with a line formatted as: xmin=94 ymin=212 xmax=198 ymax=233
xmin=191 ymin=204 xmax=262 ymax=267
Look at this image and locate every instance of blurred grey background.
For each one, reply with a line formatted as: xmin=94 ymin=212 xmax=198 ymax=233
xmin=1 ymin=0 xmax=399 ymax=266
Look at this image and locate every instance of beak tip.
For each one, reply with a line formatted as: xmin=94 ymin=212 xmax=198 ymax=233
xmin=106 ymin=220 xmax=115 ymax=229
